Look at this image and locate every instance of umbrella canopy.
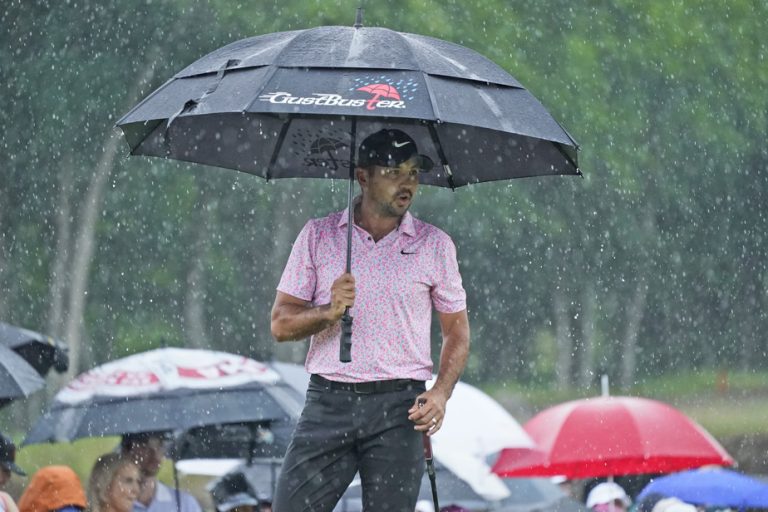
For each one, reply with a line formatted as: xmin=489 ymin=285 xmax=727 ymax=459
xmin=0 ymin=322 xmax=69 ymax=377
xmin=117 ymin=23 xmax=578 ymax=187
xmin=23 ymin=348 xmax=303 ymax=444
xmin=637 ymin=468 xmax=768 ymax=510
xmin=492 ymin=396 xmax=734 ymax=479
xmin=0 ymin=344 xmax=46 ymax=408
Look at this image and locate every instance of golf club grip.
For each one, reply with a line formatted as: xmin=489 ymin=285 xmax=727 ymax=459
xmin=339 ymin=309 xmax=353 ymax=362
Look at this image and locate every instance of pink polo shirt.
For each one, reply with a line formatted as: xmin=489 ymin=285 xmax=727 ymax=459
xmin=277 ymin=208 xmax=466 ymax=382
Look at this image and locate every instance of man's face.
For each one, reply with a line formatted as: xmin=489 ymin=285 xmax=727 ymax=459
xmin=359 ymin=156 xmax=422 ymax=218
xmin=126 ymin=437 xmax=165 ymax=477
xmin=0 ymin=466 xmax=10 ymax=488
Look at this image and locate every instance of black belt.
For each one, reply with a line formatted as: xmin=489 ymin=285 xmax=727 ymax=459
xmin=310 ymin=374 xmax=425 ymax=394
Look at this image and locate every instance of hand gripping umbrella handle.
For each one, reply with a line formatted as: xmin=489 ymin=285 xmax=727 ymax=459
xmin=339 ymin=308 xmax=353 ymax=362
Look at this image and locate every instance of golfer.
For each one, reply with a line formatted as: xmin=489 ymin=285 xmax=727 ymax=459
xmin=271 ymin=128 xmax=470 ymax=511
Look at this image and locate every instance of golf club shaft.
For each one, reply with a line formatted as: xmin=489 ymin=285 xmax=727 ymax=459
xmin=418 ymin=398 xmax=439 ymax=511
xmin=423 ymin=433 xmax=439 ymax=511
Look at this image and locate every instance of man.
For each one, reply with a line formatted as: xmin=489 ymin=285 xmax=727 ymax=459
xmin=120 ymin=433 xmax=202 ymax=512
xmin=0 ymin=434 xmax=25 ymax=489
xmin=271 ymin=128 xmax=470 ymax=511
xmin=0 ymin=434 xmax=23 ymax=512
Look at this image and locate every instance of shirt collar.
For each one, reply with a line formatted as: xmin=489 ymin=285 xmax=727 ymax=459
xmin=337 ymin=207 xmax=415 ymax=237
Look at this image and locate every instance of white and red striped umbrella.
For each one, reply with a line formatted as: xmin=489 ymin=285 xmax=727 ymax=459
xmin=24 ymin=348 xmax=303 ymax=444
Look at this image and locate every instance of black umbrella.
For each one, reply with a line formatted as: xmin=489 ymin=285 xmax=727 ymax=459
xmin=0 ymin=322 xmax=69 ymax=377
xmin=0 ymin=344 xmax=45 ymax=408
xmin=116 ymin=11 xmax=579 ymax=362
xmin=23 ymin=348 xmax=304 ymax=444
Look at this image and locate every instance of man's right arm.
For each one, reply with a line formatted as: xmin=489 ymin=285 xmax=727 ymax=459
xmin=270 ymin=273 xmax=355 ymax=341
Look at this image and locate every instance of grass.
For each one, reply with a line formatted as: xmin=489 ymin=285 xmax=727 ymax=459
xmin=484 ymin=369 xmax=768 ymax=439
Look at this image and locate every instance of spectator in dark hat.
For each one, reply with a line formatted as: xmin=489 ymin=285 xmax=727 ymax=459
xmin=210 ymin=472 xmax=260 ymax=512
xmin=0 ymin=434 xmax=25 ymax=489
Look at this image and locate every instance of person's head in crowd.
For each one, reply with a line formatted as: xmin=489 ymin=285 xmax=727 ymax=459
xmin=636 ymin=492 xmax=667 ymax=512
xmin=18 ymin=465 xmax=87 ymax=512
xmin=551 ymin=475 xmax=576 ymax=498
xmin=586 ymin=482 xmax=632 ymax=512
xmin=211 ymin=472 xmax=260 ymax=512
xmin=0 ymin=434 xmax=25 ymax=488
xmin=651 ymin=497 xmax=698 ymax=512
xmin=119 ymin=432 xmax=167 ymax=479
xmin=414 ymin=500 xmax=434 ymax=512
xmin=87 ymin=453 xmax=140 ymax=512
xmin=215 ymin=493 xmax=259 ymax=512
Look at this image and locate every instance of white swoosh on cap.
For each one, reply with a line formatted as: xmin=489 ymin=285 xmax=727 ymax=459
xmin=393 ymin=141 xmax=411 ymax=148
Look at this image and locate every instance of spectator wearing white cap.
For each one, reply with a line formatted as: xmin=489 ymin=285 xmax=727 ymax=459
xmin=586 ymin=482 xmax=632 ymax=512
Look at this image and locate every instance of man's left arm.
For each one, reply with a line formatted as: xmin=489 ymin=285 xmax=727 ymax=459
xmin=408 ymin=308 xmax=470 ymax=435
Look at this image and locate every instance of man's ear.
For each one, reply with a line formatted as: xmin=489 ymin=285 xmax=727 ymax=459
xmin=356 ymin=167 xmax=368 ymax=188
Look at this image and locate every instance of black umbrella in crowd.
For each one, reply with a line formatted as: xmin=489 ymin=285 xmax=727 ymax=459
xmin=116 ymin=10 xmax=580 ymax=362
xmin=0 ymin=344 xmax=45 ymax=408
xmin=0 ymin=322 xmax=69 ymax=377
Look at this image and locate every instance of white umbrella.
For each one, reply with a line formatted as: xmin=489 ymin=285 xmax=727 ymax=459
xmin=25 ymin=348 xmax=303 ymax=443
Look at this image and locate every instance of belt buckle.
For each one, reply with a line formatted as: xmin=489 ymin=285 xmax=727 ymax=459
xmin=353 ymin=382 xmax=374 ymax=394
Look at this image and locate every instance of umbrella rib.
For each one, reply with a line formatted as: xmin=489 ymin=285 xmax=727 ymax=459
xmin=421 ymin=73 xmax=443 ymax=123
xmin=266 ymin=117 xmax=293 ymax=180
xmin=427 ymin=123 xmax=456 ymax=190
xmin=553 ymin=142 xmax=582 ymax=177
xmin=243 ymin=65 xmax=280 ymax=113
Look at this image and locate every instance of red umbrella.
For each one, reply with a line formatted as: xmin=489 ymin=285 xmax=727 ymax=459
xmin=491 ymin=395 xmax=734 ymax=479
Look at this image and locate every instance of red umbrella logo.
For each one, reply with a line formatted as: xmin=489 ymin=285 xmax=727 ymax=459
xmin=356 ymin=83 xmax=401 ymax=110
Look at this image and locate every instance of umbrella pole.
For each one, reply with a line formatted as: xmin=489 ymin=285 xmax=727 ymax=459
xmin=172 ymin=456 xmax=182 ymax=512
xmin=339 ymin=118 xmax=357 ymax=363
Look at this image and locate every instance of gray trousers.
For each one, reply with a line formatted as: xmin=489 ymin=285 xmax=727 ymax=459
xmin=273 ymin=378 xmax=426 ymax=512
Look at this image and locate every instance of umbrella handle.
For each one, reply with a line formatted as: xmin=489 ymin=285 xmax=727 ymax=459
xmin=339 ymin=310 xmax=353 ymax=362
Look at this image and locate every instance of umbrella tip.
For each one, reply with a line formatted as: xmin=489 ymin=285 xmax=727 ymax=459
xmin=601 ymin=374 xmax=610 ymax=397
xmin=354 ymin=7 xmax=364 ymax=28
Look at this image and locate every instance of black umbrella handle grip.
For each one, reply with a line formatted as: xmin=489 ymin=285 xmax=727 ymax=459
xmin=339 ymin=308 xmax=353 ymax=362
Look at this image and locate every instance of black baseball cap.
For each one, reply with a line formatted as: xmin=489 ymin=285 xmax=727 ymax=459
xmin=357 ymin=129 xmax=434 ymax=171
xmin=0 ymin=433 xmax=25 ymax=476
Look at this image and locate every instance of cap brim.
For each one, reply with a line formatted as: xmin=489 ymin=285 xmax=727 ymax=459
xmin=1 ymin=461 xmax=26 ymax=476
xmin=217 ymin=493 xmax=260 ymax=512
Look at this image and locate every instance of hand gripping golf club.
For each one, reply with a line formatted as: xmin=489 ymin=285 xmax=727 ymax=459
xmin=419 ymin=399 xmax=440 ymax=511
